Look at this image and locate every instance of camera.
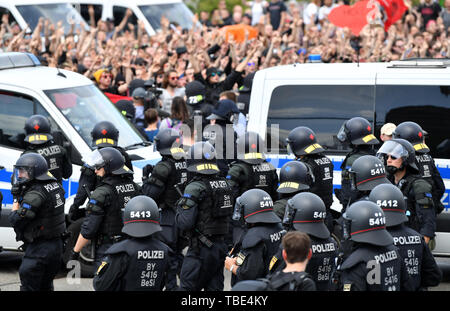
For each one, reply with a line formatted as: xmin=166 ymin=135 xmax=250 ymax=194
xmin=143 ymin=79 xmax=163 ymax=110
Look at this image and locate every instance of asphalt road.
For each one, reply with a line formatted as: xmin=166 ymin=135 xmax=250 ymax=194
xmin=1 ymin=250 xmax=450 ymax=291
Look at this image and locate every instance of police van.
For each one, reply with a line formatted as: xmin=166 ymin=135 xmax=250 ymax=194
xmin=0 ymin=52 xmax=161 ymax=274
xmin=0 ymin=0 xmax=88 ymax=34
xmin=70 ymin=0 xmax=196 ymax=36
xmin=247 ymin=60 xmax=450 ymax=256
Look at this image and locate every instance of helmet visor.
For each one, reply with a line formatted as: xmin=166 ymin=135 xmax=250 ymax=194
xmin=84 ymin=149 xmax=105 ymax=170
xmin=337 ymin=123 xmax=347 ymax=143
xmin=376 ymin=140 xmax=408 ymax=160
xmin=282 ymin=199 xmax=294 ymax=228
xmin=12 ymin=166 xmax=33 ymax=185
xmin=232 ymin=198 xmax=243 ymax=221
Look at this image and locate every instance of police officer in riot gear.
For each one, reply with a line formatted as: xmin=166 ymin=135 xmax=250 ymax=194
xmin=142 ymin=128 xmax=188 ymax=290
xmin=22 ymin=114 xmax=72 ymax=184
xmin=227 ymin=131 xmax=279 ymax=200
xmin=377 ymin=138 xmax=436 ymax=245
xmin=270 ymin=192 xmax=338 ymax=291
xmin=71 ymin=147 xmax=141 ymax=270
xmin=227 ymin=131 xmax=279 ymax=246
xmin=68 ymin=121 xmax=133 ymax=223
xmin=286 ymin=126 xmax=334 ymax=229
xmin=369 ymin=184 xmax=442 ymax=290
xmin=185 ymin=80 xmax=214 ymax=128
xmin=338 ymin=201 xmax=412 ymax=291
xmin=93 ymin=195 xmax=173 ymax=291
xmin=335 ymin=117 xmax=379 ymax=210
xmin=9 ymin=153 xmax=66 ymax=291
xmin=204 ymin=99 xmax=240 ymax=176
xmin=346 ymin=155 xmax=391 ymax=207
xmin=225 ymin=189 xmax=285 ymax=286
xmin=175 ymin=142 xmax=235 ymax=291
xmin=273 ymin=161 xmax=311 ymax=219
xmin=392 ymin=121 xmax=445 ymax=214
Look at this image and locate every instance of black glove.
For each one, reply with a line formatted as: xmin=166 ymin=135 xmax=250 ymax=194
xmin=142 ymin=164 xmax=154 ymax=182
xmin=70 ymin=249 xmax=80 ymax=261
xmin=10 ymin=184 xmax=22 ymax=197
xmin=68 ymin=205 xmax=80 ymax=223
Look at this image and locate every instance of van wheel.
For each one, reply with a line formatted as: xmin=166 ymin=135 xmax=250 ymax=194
xmin=63 ymin=218 xmax=95 ymax=278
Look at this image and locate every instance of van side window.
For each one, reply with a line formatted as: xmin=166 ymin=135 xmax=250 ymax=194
xmin=76 ymin=4 xmax=102 ymax=27
xmin=375 ymin=85 xmax=450 ymax=159
xmin=0 ymin=91 xmax=36 ymax=149
xmin=267 ymin=85 xmax=374 ymax=154
xmin=0 ymin=90 xmax=83 ymax=165
xmin=0 ymin=7 xmax=17 ymax=26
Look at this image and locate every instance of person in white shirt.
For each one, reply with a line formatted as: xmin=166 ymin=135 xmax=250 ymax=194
xmin=318 ymin=0 xmax=338 ymax=24
xmin=303 ymin=0 xmax=321 ymax=25
xmin=243 ymin=0 xmax=269 ymax=26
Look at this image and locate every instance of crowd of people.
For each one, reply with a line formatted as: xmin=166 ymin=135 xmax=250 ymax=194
xmin=1 ymin=0 xmax=449 ymax=138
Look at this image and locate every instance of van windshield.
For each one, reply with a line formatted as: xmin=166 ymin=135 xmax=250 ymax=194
xmin=138 ymin=3 xmax=193 ymax=30
xmin=16 ymin=3 xmax=87 ymax=33
xmin=267 ymin=85 xmax=374 ymax=154
xmin=44 ymin=85 xmax=145 ymax=149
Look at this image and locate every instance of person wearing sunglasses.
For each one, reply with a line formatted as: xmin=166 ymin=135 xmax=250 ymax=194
xmin=160 ymin=70 xmax=186 ymax=114
xmin=377 ymin=138 xmax=436 ymax=247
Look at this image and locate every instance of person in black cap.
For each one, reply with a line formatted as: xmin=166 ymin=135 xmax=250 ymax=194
xmin=70 ymin=147 xmax=141 ymax=270
xmin=272 ymin=161 xmax=312 ymax=219
xmin=335 ymin=117 xmax=379 ymax=210
xmin=22 ymin=114 xmax=72 ymax=185
xmin=175 ymin=141 xmax=235 ymax=291
xmin=392 ymin=121 xmax=445 ymax=215
xmin=369 ymin=184 xmax=442 ymax=291
xmin=337 ymin=201 xmax=412 ymax=291
xmin=185 ymin=80 xmax=214 ymax=128
xmin=377 ymin=138 xmax=436 ymax=246
xmin=189 ymin=50 xmax=248 ymax=107
xmin=225 ymin=189 xmax=285 ymax=286
xmin=68 ymin=121 xmax=133 ymax=223
xmin=115 ymin=99 xmax=148 ymax=138
xmin=93 ymin=195 xmax=173 ymax=291
xmin=269 ymin=192 xmax=338 ymax=291
xmin=204 ymin=99 xmax=240 ymax=176
xmin=142 ymin=128 xmax=188 ymax=290
xmin=236 ymin=72 xmax=255 ymax=117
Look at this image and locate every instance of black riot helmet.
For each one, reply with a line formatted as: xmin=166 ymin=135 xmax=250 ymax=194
xmin=153 ymin=128 xmax=185 ymax=159
xmin=392 ymin=121 xmax=429 ymax=154
xmin=12 ymin=153 xmax=55 ymax=186
xmin=186 ymin=141 xmax=219 ymax=175
xmin=277 ymin=161 xmax=311 ymax=194
xmin=342 ymin=201 xmax=393 ymax=246
xmin=348 ymin=155 xmax=390 ymax=191
xmin=337 ymin=117 xmax=379 ymax=146
xmin=91 ymin=121 xmax=119 ymax=148
xmin=122 ymin=195 xmax=162 ymax=238
xmin=85 ymin=147 xmax=129 ymax=175
xmin=233 ymin=189 xmax=281 ymax=224
xmin=236 ymin=131 xmax=266 ymax=164
xmin=286 ymin=126 xmax=325 ymax=157
xmin=283 ymin=192 xmax=330 ymax=239
xmin=369 ymin=184 xmax=408 ymax=227
xmin=24 ymin=114 xmax=53 ymax=144
xmin=185 ymin=80 xmax=207 ymax=106
xmin=376 ymin=138 xmax=419 ymax=173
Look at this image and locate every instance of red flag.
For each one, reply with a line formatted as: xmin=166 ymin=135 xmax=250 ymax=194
xmin=104 ymin=92 xmax=132 ymax=103
xmin=377 ymin=0 xmax=407 ymax=31
xmin=328 ymin=1 xmax=372 ymax=36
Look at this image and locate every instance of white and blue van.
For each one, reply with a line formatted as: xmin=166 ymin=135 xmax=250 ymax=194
xmin=247 ymin=60 xmax=450 ymax=256
xmin=0 ymin=52 xmax=161 ymax=274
